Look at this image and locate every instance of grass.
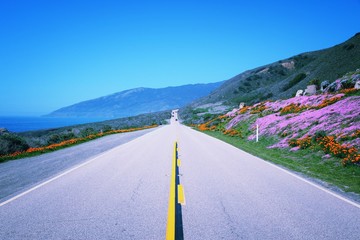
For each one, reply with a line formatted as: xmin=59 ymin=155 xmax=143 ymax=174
xmin=203 ymin=130 xmax=360 ymax=196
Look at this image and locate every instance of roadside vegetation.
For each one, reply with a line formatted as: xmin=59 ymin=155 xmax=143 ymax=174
xmin=0 ymin=110 xmax=170 ymax=163
xmin=0 ymin=125 xmax=158 ymax=163
xmin=203 ymin=130 xmax=360 ymax=195
xmin=190 ymin=69 xmax=360 ymax=196
xmin=195 ymin=115 xmax=360 ymax=195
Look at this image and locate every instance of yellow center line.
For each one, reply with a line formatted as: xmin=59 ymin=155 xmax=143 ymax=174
xmin=166 ymin=142 xmax=177 ymax=240
xmin=177 ymin=184 xmax=186 ymax=205
xmin=166 ymin=141 xmax=185 ymax=239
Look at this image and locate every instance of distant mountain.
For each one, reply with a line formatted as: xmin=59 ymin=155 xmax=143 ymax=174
xmin=187 ymin=33 xmax=360 ymax=109
xmin=46 ymin=82 xmax=223 ymax=118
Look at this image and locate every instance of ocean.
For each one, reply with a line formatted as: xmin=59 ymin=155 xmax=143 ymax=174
xmin=0 ymin=116 xmax=110 ymax=133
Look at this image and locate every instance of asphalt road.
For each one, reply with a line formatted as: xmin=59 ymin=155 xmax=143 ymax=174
xmin=0 ymin=121 xmax=359 ymax=239
xmin=0 ymin=127 xmax=157 ymax=201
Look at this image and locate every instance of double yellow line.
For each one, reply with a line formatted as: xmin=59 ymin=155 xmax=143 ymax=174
xmin=166 ymin=142 xmax=185 ymax=240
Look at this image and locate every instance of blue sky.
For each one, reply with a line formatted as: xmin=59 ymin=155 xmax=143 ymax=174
xmin=1 ymin=0 xmax=359 ymax=116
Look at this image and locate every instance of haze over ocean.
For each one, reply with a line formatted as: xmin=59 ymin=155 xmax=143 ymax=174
xmin=0 ymin=116 xmax=109 ymax=133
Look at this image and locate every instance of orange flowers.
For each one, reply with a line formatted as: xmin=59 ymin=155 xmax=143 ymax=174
xmin=342 ymin=148 xmax=360 ymax=166
xmin=288 ymin=136 xmax=312 ymax=149
xmin=239 ymin=106 xmax=250 ymax=114
xmin=198 ymin=124 xmax=209 ymax=131
xmin=196 ymin=114 xmax=242 ymax=137
xmin=318 ymin=136 xmax=342 ymax=155
xmin=0 ymin=125 xmax=158 ymax=161
xmin=197 ymin=115 xmax=224 ymax=131
xmin=280 ymin=103 xmax=308 ymax=115
xmin=317 ymin=135 xmax=360 ymax=166
xmin=351 ymin=129 xmax=360 ymax=138
xmin=288 ymin=134 xmax=360 ymax=166
xmin=340 ymin=88 xmax=359 ymax=95
xmin=209 ymin=126 xmax=217 ymax=131
xmin=250 ymin=104 xmax=267 ymax=114
xmin=312 ymin=96 xmax=342 ymax=109
xmin=223 ymin=129 xmax=242 ymax=137
xmin=280 ymin=96 xmax=343 ymax=115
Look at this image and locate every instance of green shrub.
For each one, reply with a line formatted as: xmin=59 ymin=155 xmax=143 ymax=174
xmin=48 ymin=134 xmax=61 ymax=144
xmin=202 ymin=113 xmax=213 ymax=121
xmin=309 ymin=78 xmax=320 ymax=86
xmin=48 ymin=132 xmax=76 ymax=144
xmin=102 ymin=125 xmax=112 ymax=132
xmin=282 ymin=73 xmax=307 ymax=91
xmin=192 ymin=108 xmax=207 ymax=114
xmin=342 ymin=79 xmax=355 ymax=89
xmin=312 ymin=131 xmax=327 ymax=142
xmin=80 ymin=128 xmax=96 ymax=137
xmin=288 ymin=138 xmax=298 ymax=147
xmin=0 ymin=134 xmax=29 ymax=155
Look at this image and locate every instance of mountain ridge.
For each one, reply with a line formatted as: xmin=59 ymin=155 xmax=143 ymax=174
xmin=187 ymin=33 xmax=360 ymax=110
xmin=46 ymin=82 xmax=223 ymax=118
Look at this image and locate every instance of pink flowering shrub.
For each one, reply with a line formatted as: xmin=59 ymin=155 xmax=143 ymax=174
xmin=245 ymin=96 xmax=360 ymax=149
xmin=215 ymin=85 xmax=359 ymax=166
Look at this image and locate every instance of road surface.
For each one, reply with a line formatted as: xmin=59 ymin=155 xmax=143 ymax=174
xmin=0 ymin=119 xmax=359 ymax=239
xmin=0 ymin=127 xmax=157 ymax=201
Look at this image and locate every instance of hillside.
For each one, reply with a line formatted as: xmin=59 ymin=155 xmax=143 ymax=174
xmin=195 ymin=69 xmax=360 ymax=165
xmin=192 ymin=69 xmax=360 ymax=197
xmin=185 ymin=33 xmax=360 ymax=113
xmin=47 ymin=82 xmax=223 ymax=118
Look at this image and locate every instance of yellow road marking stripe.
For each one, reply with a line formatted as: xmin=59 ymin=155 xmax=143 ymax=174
xmin=166 ymin=142 xmax=177 ymax=240
xmin=177 ymin=184 xmax=186 ymax=205
xmin=177 ymin=159 xmax=181 ymax=167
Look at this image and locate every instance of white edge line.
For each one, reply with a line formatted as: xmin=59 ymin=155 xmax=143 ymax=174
xmin=0 ymin=151 xmax=108 ymax=207
xmin=0 ymin=127 xmax=161 ymax=207
xmin=0 ymin=129 xmax=155 ymax=207
xmin=257 ymin=155 xmax=360 ymax=209
xmin=195 ymin=127 xmax=360 ymax=209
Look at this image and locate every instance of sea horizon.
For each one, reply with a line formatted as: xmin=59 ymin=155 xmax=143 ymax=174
xmin=0 ymin=116 xmax=111 ymax=133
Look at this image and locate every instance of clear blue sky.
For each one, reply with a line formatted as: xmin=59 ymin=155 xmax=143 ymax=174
xmin=1 ymin=0 xmax=359 ymax=116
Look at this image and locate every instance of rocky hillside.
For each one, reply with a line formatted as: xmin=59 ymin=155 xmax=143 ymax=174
xmin=47 ymin=82 xmax=223 ymax=118
xmin=195 ymin=70 xmax=360 ymax=166
xmin=187 ymin=33 xmax=360 ymax=111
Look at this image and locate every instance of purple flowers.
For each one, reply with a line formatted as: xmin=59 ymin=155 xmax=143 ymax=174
xmin=224 ymin=94 xmax=360 ymax=149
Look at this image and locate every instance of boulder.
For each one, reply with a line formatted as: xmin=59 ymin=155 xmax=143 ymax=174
xmin=239 ymin=102 xmax=245 ymax=109
xmin=355 ymin=80 xmax=360 ymax=89
xmin=320 ymin=80 xmax=330 ymax=92
xmin=306 ymin=85 xmax=317 ymax=95
xmin=324 ymin=80 xmax=341 ymax=92
xmin=295 ymin=89 xmax=303 ymax=97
